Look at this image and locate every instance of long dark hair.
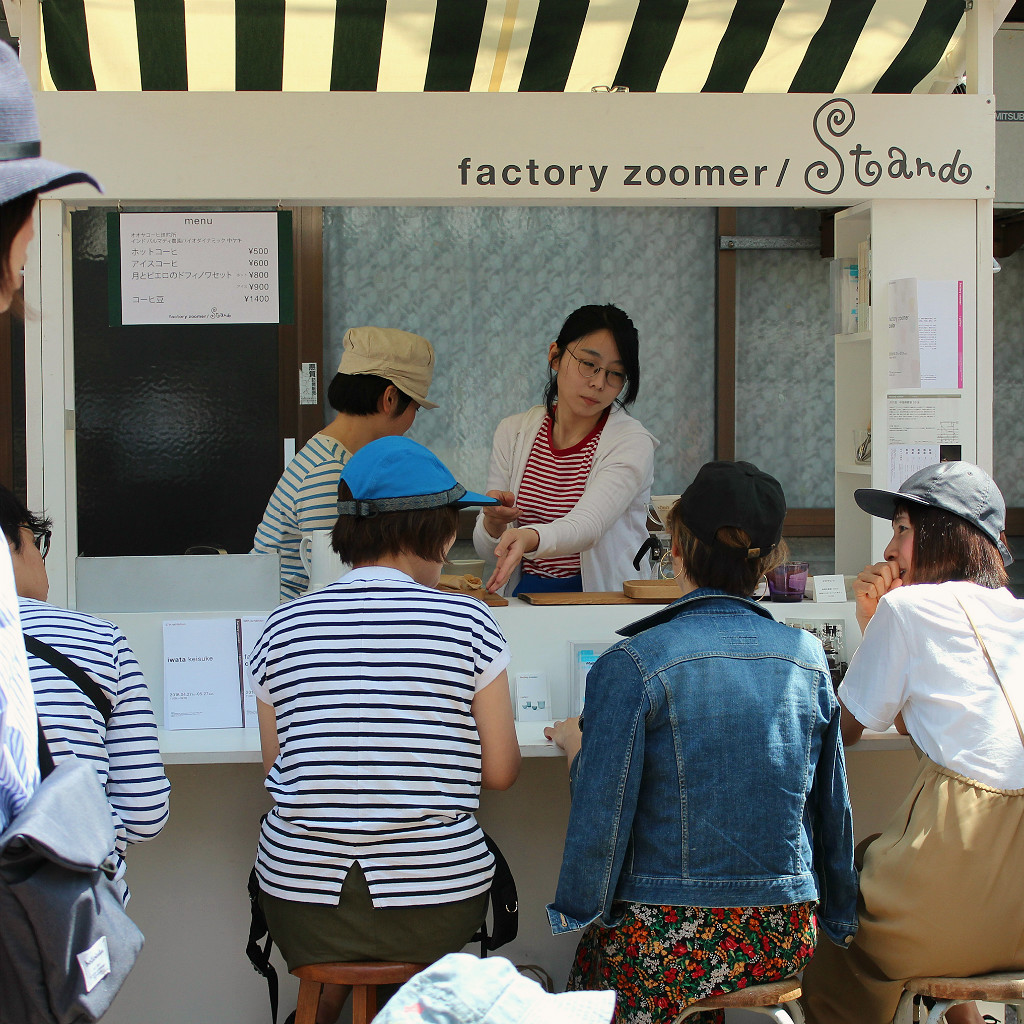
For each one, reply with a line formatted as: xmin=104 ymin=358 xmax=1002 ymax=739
xmin=543 ymin=304 xmax=640 ymax=417
xmin=902 ymin=502 xmax=1009 ymax=589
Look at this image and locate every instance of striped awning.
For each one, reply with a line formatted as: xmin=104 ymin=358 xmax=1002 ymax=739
xmin=39 ymin=0 xmax=971 ymax=95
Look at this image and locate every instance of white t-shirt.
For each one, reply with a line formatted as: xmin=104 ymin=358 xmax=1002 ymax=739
xmin=839 ymin=581 xmax=1024 ymax=788
xmin=252 ymin=566 xmax=511 ymax=907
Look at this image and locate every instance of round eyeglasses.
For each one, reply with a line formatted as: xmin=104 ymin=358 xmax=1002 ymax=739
xmin=32 ymin=528 xmax=51 ymax=560
xmin=563 ymin=347 xmax=627 ymax=389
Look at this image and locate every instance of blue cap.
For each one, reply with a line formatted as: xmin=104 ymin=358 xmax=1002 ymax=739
xmin=338 ymin=437 xmax=497 ymax=516
xmin=374 ymin=954 xmax=615 ymax=1024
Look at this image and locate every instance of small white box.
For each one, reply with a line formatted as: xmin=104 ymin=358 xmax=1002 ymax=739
xmin=515 ymin=672 xmax=550 ymax=722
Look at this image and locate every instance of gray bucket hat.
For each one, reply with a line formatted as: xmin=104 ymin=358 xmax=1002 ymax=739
xmin=0 ymin=42 xmax=101 ymax=203
xmin=855 ymin=461 xmax=1012 ymax=566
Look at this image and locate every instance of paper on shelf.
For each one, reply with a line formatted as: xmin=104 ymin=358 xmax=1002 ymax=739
xmin=888 ymin=278 xmax=963 ymax=389
xmin=240 ymin=616 xmax=268 ymax=729
xmin=163 ymin=619 xmax=245 ymax=730
xmin=886 ymin=395 xmax=962 ymax=489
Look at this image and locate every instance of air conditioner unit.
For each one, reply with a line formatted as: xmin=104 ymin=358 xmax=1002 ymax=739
xmin=996 ymin=26 xmax=1024 ymax=209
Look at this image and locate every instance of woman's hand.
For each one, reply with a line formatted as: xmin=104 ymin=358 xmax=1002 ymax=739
xmin=852 ymin=560 xmax=903 ymax=634
xmin=486 ymin=527 xmax=539 ymax=592
xmin=544 ymin=716 xmax=582 ymax=763
xmin=482 ymin=490 xmax=521 ymax=539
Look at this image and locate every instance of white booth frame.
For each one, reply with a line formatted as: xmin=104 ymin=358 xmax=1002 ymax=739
xmin=17 ymin=2 xmax=997 ymax=608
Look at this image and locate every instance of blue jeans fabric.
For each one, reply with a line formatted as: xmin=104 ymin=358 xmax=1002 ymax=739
xmin=546 ymin=589 xmax=859 ymax=947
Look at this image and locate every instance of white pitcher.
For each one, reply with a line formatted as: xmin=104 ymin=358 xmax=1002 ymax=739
xmin=299 ymin=530 xmax=349 ymax=593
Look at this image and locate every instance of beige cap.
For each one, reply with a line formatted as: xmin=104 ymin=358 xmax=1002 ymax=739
xmin=337 ymin=327 xmax=438 ymax=410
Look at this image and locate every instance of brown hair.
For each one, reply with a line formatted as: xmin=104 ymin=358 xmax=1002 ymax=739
xmin=668 ymin=506 xmax=789 ymax=596
xmin=0 ymin=191 xmax=37 ymax=315
xmin=332 ymin=480 xmax=459 ymax=565
xmin=902 ymin=502 xmax=1008 ymax=589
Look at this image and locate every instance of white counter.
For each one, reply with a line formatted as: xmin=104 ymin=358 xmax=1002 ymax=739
xmin=98 ymin=597 xmax=908 ymax=763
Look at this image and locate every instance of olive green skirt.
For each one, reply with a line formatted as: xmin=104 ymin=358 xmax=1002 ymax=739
xmin=258 ymin=862 xmax=488 ymax=971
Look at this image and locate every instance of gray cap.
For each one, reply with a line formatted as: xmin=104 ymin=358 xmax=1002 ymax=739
xmin=855 ymin=461 xmax=1012 ymax=566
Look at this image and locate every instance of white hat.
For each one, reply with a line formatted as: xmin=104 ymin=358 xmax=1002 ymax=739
xmin=374 ymin=955 xmax=615 ymax=1024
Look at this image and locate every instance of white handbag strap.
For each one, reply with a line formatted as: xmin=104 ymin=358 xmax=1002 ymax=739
xmin=955 ymin=595 xmax=1024 ymax=753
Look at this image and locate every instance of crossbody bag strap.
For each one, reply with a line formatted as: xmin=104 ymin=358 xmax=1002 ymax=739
xmin=23 ymin=633 xmax=113 ymax=724
xmin=954 ymin=595 xmax=1024 ymax=752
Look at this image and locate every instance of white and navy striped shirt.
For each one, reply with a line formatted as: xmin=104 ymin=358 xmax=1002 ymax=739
xmin=19 ymin=599 xmax=170 ymax=866
xmin=0 ymin=547 xmax=35 ymax=832
xmin=252 ymin=566 xmax=510 ymax=908
xmin=252 ymin=433 xmax=352 ymax=602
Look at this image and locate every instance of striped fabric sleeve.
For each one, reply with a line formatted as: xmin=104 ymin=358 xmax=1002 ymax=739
xmin=20 ymin=600 xmax=170 ymax=856
xmin=252 ymin=435 xmax=349 ymax=602
xmin=103 ymin=630 xmax=171 ymax=847
xmin=0 ymin=548 xmax=36 ymax=832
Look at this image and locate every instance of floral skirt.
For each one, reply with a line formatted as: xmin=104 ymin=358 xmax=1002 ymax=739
xmin=566 ymin=903 xmax=817 ymax=1024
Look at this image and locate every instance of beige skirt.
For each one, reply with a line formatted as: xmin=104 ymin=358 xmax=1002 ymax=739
xmin=801 ymin=755 xmax=1024 ymax=1024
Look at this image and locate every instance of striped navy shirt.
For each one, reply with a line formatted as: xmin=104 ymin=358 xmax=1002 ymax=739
xmin=252 ymin=433 xmax=352 ymax=602
xmin=252 ymin=566 xmax=510 ymax=908
xmin=19 ymin=598 xmax=170 ymax=869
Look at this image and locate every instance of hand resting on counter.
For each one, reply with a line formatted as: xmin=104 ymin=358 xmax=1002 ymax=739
xmin=544 ymin=716 xmax=582 ymax=765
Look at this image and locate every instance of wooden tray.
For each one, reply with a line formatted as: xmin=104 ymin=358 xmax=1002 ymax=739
xmin=622 ymin=579 xmax=680 ymax=602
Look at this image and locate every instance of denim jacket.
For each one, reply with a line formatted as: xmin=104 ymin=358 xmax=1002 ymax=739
xmin=546 ymin=589 xmax=858 ymax=947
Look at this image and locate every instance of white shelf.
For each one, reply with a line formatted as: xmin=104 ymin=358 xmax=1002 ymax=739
xmin=159 ymin=721 xmax=564 ymax=765
xmin=836 ymin=462 xmax=871 ymax=476
xmin=835 ymin=331 xmax=871 ymax=344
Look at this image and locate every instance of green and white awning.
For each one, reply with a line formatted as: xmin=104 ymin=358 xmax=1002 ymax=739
xmin=40 ymin=0 xmax=970 ymax=94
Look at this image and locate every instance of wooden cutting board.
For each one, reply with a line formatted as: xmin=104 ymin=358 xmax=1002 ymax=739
xmin=516 ymin=582 xmax=679 ymax=605
xmin=622 ymin=579 xmax=680 ymax=602
xmin=436 ymin=579 xmax=508 ymax=606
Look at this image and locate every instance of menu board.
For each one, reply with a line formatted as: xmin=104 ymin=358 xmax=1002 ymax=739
xmin=110 ymin=211 xmax=293 ymax=326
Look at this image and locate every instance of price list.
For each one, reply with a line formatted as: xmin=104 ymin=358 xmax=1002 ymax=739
xmin=115 ymin=211 xmax=285 ymax=325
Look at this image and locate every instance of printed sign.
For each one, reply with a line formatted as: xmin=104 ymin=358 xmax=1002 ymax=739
xmin=111 ymin=211 xmax=292 ymax=326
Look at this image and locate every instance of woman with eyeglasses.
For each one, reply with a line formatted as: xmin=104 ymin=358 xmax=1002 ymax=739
xmin=473 ymin=304 xmax=658 ymax=595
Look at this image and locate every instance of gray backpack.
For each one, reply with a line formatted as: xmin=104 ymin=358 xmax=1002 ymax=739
xmin=0 ymin=749 xmax=144 ymax=1023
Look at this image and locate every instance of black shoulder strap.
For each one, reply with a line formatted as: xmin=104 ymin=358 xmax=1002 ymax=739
xmin=23 ymin=633 xmax=113 ymax=724
xmin=246 ymin=864 xmax=278 ymax=1024
xmin=36 ymin=717 xmax=56 ymax=779
xmin=475 ymin=831 xmax=519 ymax=954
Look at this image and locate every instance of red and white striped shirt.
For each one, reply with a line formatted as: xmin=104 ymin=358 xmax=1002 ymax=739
xmin=517 ymin=410 xmax=607 ymax=578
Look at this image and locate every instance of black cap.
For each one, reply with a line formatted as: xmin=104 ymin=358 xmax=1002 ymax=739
xmin=676 ymin=461 xmax=786 ymax=558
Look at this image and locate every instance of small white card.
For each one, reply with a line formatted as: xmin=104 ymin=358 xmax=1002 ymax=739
xmin=77 ymin=935 xmax=111 ymax=993
xmin=812 ymin=574 xmax=848 ymax=603
xmin=515 ymin=672 xmax=550 ymax=722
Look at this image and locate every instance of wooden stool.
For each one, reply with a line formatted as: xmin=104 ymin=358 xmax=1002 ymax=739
xmin=674 ymin=976 xmax=805 ymax=1022
xmin=290 ymin=961 xmax=426 ymax=1024
xmin=893 ymin=972 xmax=1024 ymax=1024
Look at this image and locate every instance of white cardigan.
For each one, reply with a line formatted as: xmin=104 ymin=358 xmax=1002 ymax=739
xmin=473 ymin=405 xmax=659 ymax=593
